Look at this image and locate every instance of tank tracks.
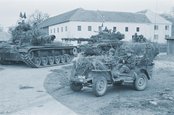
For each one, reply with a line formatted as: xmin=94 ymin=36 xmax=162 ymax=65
xmin=19 ymin=47 xmax=78 ymax=68
xmin=20 ymin=52 xmax=73 ymax=68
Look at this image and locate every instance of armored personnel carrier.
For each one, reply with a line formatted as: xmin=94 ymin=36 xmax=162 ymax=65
xmin=70 ymin=30 xmax=159 ymax=97
xmin=0 ymin=16 xmax=77 ymax=68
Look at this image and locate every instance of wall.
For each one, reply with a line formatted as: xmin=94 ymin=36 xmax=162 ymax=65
xmin=151 ymin=24 xmax=171 ymax=43
xmin=49 ymin=21 xmax=171 ymax=45
xmin=143 ymin=10 xmax=172 ymax=43
xmin=48 ymin=22 xmax=70 ymax=41
xmin=67 ymin=21 xmax=151 ymax=41
xmin=102 ymin=22 xmax=151 ymax=41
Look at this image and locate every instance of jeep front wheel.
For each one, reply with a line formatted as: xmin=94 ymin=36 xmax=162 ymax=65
xmin=70 ymin=82 xmax=83 ymax=92
xmin=93 ymin=76 xmax=108 ymax=97
xmin=134 ymin=73 xmax=148 ymax=91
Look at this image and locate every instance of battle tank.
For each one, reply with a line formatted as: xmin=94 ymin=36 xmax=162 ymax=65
xmin=0 ymin=17 xmax=77 ymax=68
xmin=70 ymin=30 xmax=159 ymax=97
xmin=78 ymin=28 xmax=124 ymax=56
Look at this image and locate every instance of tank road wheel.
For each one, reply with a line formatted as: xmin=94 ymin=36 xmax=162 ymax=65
xmin=54 ymin=56 xmax=61 ymax=64
xmin=48 ymin=56 xmax=54 ymax=65
xmin=60 ymin=56 xmax=66 ymax=64
xmin=70 ymin=81 xmax=83 ymax=92
xmin=33 ymin=57 xmax=41 ymax=67
xmin=65 ymin=55 xmax=71 ymax=63
xmin=134 ymin=73 xmax=148 ymax=91
xmin=93 ymin=76 xmax=108 ymax=97
xmin=72 ymin=47 xmax=78 ymax=56
xmin=28 ymin=52 xmax=34 ymax=60
xmin=41 ymin=57 xmax=48 ymax=66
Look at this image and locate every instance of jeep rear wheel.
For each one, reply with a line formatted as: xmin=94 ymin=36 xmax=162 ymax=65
xmin=70 ymin=82 xmax=83 ymax=92
xmin=134 ymin=73 xmax=148 ymax=91
xmin=93 ymin=76 xmax=107 ymax=97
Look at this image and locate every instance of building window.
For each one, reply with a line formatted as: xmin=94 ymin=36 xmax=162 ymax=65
xmin=98 ymin=26 xmax=102 ymax=31
xmin=125 ymin=27 xmax=128 ymax=32
xmin=113 ymin=27 xmax=116 ymax=32
xmin=165 ymin=35 xmax=169 ymax=39
xmin=61 ymin=27 xmax=63 ymax=32
xmin=154 ymin=25 xmax=158 ymax=30
xmin=54 ymin=28 xmax=55 ymax=33
xmin=65 ymin=26 xmax=67 ymax=31
xmin=165 ymin=25 xmax=169 ymax=30
xmin=50 ymin=29 xmax=52 ymax=33
xmin=57 ymin=28 xmax=59 ymax=33
xmin=136 ymin=27 xmax=140 ymax=32
xmin=77 ymin=26 xmax=81 ymax=31
xmin=88 ymin=26 xmax=92 ymax=31
xmin=154 ymin=34 xmax=158 ymax=40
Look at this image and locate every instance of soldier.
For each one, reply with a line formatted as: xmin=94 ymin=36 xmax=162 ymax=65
xmin=113 ymin=47 xmax=135 ymax=75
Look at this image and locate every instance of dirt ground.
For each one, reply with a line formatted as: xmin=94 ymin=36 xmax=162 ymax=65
xmin=44 ymin=53 xmax=174 ymax=115
xmin=0 ymin=53 xmax=174 ymax=115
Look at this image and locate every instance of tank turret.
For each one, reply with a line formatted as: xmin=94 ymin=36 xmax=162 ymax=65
xmin=79 ymin=29 xmax=124 ymax=56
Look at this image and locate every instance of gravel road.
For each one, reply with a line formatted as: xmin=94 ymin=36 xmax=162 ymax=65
xmin=0 ymin=64 xmax=76 ymax=115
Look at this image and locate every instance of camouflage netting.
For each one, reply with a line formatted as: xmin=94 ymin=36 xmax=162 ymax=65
xmin=78 ymin=29 xmax=124 ymax=56
xmin=132 ymin=33 xmax=147 ymax=43
xmin=118 ymin=42 xmax=159 ymax=66
xmin=11 ymin=21 xmax=31 ymax=44
xmin=79 ymin=41 xmax=123 ymax=56
xmin=79 ymin=44 xmax=102 ymax=56
xmin=10 ymin=20 xmax=48 ymax=46
xmin=90 ymin=30 xmax=124 ymax=43
xmin=73 ymin=41 xmax=159 ymax=76
xmin=30 ymin=34 xmax=55 ymax=46
xmin=121 ymin=42 xmax=159 ymax=57
xmin=72 ymin=56 xmax=109 ymax=76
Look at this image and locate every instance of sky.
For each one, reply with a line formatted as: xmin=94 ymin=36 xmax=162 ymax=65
xmin=0 ymin=0 xmax=174 ymax=29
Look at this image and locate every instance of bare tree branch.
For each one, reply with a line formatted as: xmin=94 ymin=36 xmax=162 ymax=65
xmin=28 ymin=10 xmax=49 ymax=27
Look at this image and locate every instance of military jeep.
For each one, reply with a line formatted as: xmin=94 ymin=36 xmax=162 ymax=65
xmin=70 ymin=42 xmax=158 ymax=97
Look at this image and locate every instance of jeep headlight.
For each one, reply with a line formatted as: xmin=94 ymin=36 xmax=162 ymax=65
xmin=77 ymin=76 xmax=86 ymax=82
xmin=78 ymin=76 xmax=86 ymax=79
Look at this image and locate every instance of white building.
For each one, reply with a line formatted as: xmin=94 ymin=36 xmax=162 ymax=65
xmin=40 ymin=8 xmax=172 ymax=45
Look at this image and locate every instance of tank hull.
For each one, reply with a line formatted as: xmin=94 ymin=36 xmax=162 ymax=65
xmin=0 ymin=45 xmax=77 ymax=68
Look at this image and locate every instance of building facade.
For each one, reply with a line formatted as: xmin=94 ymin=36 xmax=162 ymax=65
xmin=40 ymin=8 xmax=172 ymax=45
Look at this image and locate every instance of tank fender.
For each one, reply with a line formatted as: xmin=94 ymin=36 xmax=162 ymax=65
xmin=18 ymin=48 xmax=30 ymax=53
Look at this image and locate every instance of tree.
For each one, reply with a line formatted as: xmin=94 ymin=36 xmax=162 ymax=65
xmin=28 ymin=10 xmax=49 ymax=27
xmin=20 ymin=12 xmax=23 ymax=18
